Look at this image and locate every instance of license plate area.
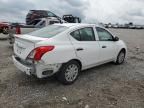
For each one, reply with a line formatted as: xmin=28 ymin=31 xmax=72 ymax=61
xmin=14 ymin=37 xmax=35 ymax=60
xmin=16 ymin=47 xmax=23 ymax=54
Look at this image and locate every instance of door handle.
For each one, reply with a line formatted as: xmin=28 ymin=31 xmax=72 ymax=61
xmin=102 ymin=46 xmax=107 ymax=48
xmin=76 ymin=48 xmax=84 ymax=51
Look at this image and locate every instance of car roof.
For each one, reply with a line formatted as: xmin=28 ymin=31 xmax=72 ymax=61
xmin=54 ymin=23 xmax=101 ymax=28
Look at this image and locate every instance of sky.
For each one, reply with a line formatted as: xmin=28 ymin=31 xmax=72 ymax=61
xmin=0 ymin=0 xmax=144 ymax=24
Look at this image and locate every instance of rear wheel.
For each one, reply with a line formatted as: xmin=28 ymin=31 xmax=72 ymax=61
xmin=57 ymin=60 xmax=80 ymax=85
xmin=116 ymin=50 xmax=126 ymax=64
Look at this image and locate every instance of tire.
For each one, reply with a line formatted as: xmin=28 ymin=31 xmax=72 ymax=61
xmin=57 ymin=60 xmax=80 ymax=85
xmin=115 ymin=50 xmax=126 ymax=64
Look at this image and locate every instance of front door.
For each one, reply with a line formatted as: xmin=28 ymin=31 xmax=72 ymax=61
xmin=95 ymin=27 xmax=117 ymax=62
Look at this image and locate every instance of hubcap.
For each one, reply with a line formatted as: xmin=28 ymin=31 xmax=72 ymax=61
xmin=118 ymin=52 xmax=125 ymax=63
xmin=65 ymin=64 xmax=79 ymax=82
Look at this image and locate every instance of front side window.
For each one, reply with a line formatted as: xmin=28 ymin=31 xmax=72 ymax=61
xmin=96 ymin=27 xmax=113 ymax=41
xmin=70 ymin=27 xmax=95 ymax=41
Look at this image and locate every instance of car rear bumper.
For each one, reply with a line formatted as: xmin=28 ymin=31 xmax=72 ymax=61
xmin=12 ymin=55 xmax=34 ymax=76
xmin=12 ymin=55 xmax=62 ymax=78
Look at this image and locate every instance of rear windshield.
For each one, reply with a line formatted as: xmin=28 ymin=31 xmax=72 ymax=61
xmin=28 ymin=25 xmax=68 ymax=38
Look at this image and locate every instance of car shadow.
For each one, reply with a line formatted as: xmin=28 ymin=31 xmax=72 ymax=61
xmin=80 ymin=62 xmax=116 ymax=76
xmin=15 ymin=62 xmax=125 ymax=87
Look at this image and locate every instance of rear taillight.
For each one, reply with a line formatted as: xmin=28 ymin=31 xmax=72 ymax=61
xmin=27 ymin=46 xmax=54 ymax=61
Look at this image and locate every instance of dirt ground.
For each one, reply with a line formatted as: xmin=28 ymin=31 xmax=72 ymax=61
xmin=0 ymin=29 xmax=144 ymax=108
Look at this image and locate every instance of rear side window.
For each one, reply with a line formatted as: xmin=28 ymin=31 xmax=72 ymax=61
xmin=70 ymin=27 xmax=95 ymax=41
xmin=70 ymin=30 xmax=81 ymax=41
xmin=29 ymin=25 xmax=68 ymax=38
xmin=79 ymin=27 xmax=95 ymax=41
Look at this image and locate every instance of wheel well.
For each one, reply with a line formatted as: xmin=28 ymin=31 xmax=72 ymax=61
xmin=68 ymin=59 xmax=82 ymax=70
xmin=120 ymin=48 xmax=126 ymax=54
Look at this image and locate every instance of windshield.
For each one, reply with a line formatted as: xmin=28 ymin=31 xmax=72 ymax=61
xmin=29 ymin=25 xmax=68 ymax=38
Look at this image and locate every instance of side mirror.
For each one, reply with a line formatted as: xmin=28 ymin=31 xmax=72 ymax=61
xmin=113 ymin=36 xmax=119 ymax=41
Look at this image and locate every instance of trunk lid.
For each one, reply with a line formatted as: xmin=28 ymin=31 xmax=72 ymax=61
xmin=14 ymin=34 xmax=47 ymax=60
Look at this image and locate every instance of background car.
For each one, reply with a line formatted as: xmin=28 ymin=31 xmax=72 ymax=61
xmin=26 ymin=10 xmax=59 ymax=25
xmin=26 ymin=10 xmax=81 ymax=25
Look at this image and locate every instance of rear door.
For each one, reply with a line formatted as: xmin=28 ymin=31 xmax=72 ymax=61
xmin=95 ymin=27 xmax=117 ymax=62
xmin=69 ymin=26 xmax=100 ymax=68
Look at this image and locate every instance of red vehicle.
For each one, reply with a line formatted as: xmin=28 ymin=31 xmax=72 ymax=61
xmin=0 ymin=22 xmax=9 ymax=34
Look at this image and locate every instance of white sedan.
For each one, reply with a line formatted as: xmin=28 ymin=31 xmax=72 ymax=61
xmin=12 ymin=23 xmax=127 ymax=84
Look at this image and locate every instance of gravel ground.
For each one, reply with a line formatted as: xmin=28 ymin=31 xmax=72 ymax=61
xmin=0 ymin=29 xmax=144 ymax=108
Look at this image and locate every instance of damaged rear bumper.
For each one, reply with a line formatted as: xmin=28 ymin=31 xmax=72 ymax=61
xmin=12 ymin=55 xmax=62 ymax=78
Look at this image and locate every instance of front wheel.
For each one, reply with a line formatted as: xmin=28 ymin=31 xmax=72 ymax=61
xmin=57 ymin=60 xmax=80 ymax=85
xmin=115 ymin=50 xmax=126 ymax=64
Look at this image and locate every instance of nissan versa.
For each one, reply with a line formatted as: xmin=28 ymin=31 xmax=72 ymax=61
xmin=12 ymin=23 xmax=127 ymax=84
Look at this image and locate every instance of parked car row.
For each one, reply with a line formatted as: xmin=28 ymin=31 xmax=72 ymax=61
xmin=7 ymin=10 xmax=82 ymax=44
xmin=104 ymin=23 xmax=144 ymax=29
xmin=8 ymin=17 xmax=67 ymax=44
xmin=0 ymin=10 xmax=81 ymax=37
